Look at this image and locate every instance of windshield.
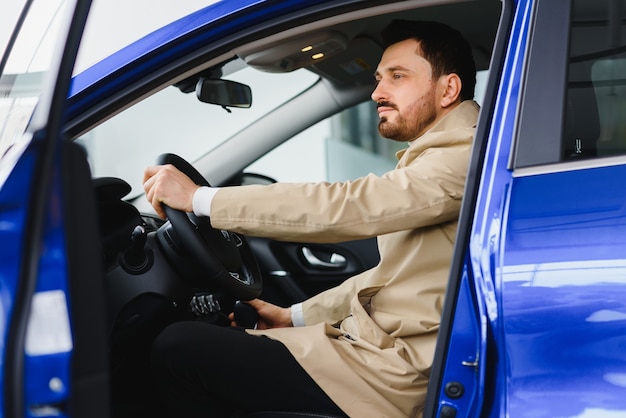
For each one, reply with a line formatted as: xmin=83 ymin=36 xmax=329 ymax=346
xmin=74 ymin=0 xmax=219 ymax=74
xmin=76 ymin=61 xmax=319 ymax=198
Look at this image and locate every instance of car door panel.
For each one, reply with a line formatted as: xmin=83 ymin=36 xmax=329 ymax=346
xmin=498 ymin=167 xmax=626 ymax=416
xmin=429 ymin=0 xmax=626 ymax=416
xmin=248 ymin=236 xmax=379 ymax=305
xmin=0 ymin=0 xmax=110 ymax=416
xmin=424 ymin=0 xmax=521 ymax=414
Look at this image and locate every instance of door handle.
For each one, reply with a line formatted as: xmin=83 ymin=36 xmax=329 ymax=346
xmin=301 ymin=247 xmax=347 ymax=269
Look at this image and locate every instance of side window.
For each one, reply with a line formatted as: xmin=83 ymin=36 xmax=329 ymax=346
xmin=246 ymin=101 xmax=403 ymax=183
xmin=564 ymin=0 xmax=626 ymax=160
xmin=592 ymin=58 xmax=626 ymax=155
xmin=248 ymin=70 xmax=489 ymax=183
xmin=514 ymin=0 xmax=626 ymax=168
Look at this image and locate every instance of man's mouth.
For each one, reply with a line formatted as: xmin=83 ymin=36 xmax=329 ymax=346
xmin=377 ymin=101 xmax=396 ymax=117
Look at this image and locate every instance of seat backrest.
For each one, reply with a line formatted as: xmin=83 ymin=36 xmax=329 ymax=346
xmin=62 ymin=142 xmax=110 ymax=418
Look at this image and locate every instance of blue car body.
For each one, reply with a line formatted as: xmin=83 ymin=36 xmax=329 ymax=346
xmin=1 ymin=0 xmax=626 ymax=416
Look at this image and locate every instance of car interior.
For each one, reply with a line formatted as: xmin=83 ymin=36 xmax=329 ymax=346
xmin=60 ymin=0 xmax=503 ymax=415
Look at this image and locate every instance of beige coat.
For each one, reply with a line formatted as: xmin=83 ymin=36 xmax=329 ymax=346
xmin=210 ymin=100 xmax=479 ymax=417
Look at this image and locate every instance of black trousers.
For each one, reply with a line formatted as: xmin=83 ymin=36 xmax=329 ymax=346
xmin=150 ymin=321 xmax=347 ymax=417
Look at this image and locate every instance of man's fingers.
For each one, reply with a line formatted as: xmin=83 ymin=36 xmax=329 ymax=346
xmin=143 ymin=165 xmax=172 ymax=218
xmin=143 ymin=165 xmax=161 ymax=184
xmin=245 ymin=298 xmax=263 ymax=309
xmin=154 ymin=201 xmax=166 ymax=219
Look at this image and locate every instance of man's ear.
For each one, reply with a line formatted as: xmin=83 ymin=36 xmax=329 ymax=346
xmin=439 ymin=73 xmax=462 ymax=108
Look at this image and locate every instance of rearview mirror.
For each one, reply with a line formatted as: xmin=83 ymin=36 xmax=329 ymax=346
xmin=196 ymin=79 xmax=252 ymax=108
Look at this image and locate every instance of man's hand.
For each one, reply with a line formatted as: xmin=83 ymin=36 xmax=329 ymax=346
xmin=143 ymin=164 xmax=200 ymax=219
xmin=229 ymin=299 xmax=293 ymax=330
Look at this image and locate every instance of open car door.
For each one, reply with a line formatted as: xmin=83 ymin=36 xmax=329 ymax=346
xmin=426 ymin=0 xmax=626 ymax=416
xmin=0 ymin=0 xmax=109 ymax=417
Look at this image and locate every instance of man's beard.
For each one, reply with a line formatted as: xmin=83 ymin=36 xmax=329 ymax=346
xmin=377 ymin=91 xmax=437 ymax=142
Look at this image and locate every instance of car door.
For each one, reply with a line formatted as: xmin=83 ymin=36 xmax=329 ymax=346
xmin=426 ymin=0 xmax=626 ymax=416
xmin=0 ymin=0 xmax=109 ymax=417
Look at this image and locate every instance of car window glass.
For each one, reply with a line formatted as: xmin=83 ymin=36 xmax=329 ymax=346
xmin=76 ymin=63 xmax=318 ymax=197
xmin=563 ymin=0 xmax=626 ymax=161
xmin=515 ymin=0 xmax=626 ymax=169
xmin=589 ymin=58 xmax=626 ymax=154
xmin=247 ymin=101 xmax=401 ymax=183
xmin=248 ymin=69 xmax=489 ymax=183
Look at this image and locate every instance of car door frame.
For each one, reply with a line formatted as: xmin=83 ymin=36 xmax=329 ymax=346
xmin=0 ymin=0 xmax=94 ymax=415
xmin=423 ymin=0 xmax=519 ymax=415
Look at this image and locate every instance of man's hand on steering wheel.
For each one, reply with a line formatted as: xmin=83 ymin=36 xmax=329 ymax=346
xmin=143 ymin=153 xmax=263 ymax=301
xmin=143 ymin=164 xmax=200 ymax=219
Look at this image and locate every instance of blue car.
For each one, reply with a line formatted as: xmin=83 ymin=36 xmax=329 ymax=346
xmin=1 ymin=0 xmax=625 ymax=416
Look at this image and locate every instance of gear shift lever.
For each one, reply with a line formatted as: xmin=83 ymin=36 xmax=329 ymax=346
xmin=122 ymin=225 xmax=149 ymax=272
xmin=233 ymin=301 xmax=258 ymax=329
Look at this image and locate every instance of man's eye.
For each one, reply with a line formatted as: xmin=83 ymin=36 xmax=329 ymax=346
xmin=393 ymin=73 xmax=404 ymax=79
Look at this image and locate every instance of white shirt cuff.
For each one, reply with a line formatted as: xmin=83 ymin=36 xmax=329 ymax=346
xmin=192 ymin=186 xmax=219 ymax=217
xmin=291 ymin=303 xmax=305 ymax=327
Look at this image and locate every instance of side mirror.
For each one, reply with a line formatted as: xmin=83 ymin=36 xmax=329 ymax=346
xmin=196 ymin=79 xmax=252 ymax=109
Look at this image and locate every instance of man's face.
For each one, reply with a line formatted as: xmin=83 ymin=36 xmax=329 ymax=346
xmin=372 ymin=38 xmax=440 ymax=142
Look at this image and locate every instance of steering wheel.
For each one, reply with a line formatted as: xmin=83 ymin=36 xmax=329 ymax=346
xmin=156 ymin=153 xmax=262 ymax=300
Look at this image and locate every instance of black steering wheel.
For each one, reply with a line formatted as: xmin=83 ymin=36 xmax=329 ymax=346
xmin=156 ymin=153 xmax=262 ymax=300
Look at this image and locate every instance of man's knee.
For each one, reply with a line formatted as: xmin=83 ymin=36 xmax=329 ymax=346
xmin=151 ymin=321 xmax=206 ymax=377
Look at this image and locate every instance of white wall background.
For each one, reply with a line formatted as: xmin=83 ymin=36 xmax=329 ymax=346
xmin=1 ymin=0 xmax=219 ymax=72
xmin=1 ymin=1 xmax=27 ymax=57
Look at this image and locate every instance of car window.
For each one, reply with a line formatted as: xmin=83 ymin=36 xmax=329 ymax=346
xmin=585 ymin=55 xmax=626 ymax=156
xmin=247 ymin=101 xmax=401 ymax=183
xmin=76 ymin=62 xmax=319 ymax=197
xmin=249 ymin=70 xmax=489 ymax=183
xmin=563 ymin=0 xmax=626 ymax=160
xmin=514 ymin=0 xmax=626 ymax=169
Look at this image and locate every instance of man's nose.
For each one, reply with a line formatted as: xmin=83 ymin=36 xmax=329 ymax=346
xmin=371 ymin=80 xmax=386 ymax=103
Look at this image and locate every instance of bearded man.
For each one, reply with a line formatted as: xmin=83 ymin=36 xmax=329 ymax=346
xmin=143 ymin=19 xmax=479 ymax=418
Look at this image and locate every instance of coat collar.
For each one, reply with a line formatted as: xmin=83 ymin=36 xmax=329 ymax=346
xmin=395 ymin=100 xmax=480 ymax=160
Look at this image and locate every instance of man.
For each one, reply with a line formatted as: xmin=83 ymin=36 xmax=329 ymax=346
xmin=143 ymin=20 xmax=479 ymax=417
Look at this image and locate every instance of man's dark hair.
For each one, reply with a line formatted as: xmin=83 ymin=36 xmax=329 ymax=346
xmin=381 ymin=20 xmax=476 ymax=101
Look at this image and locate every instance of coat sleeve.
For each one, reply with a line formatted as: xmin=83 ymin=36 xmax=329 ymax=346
xmin=299 ymin=272 xmax=364 ymax=326
xmin=208 ymin=137 xmax=471 ymax=244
